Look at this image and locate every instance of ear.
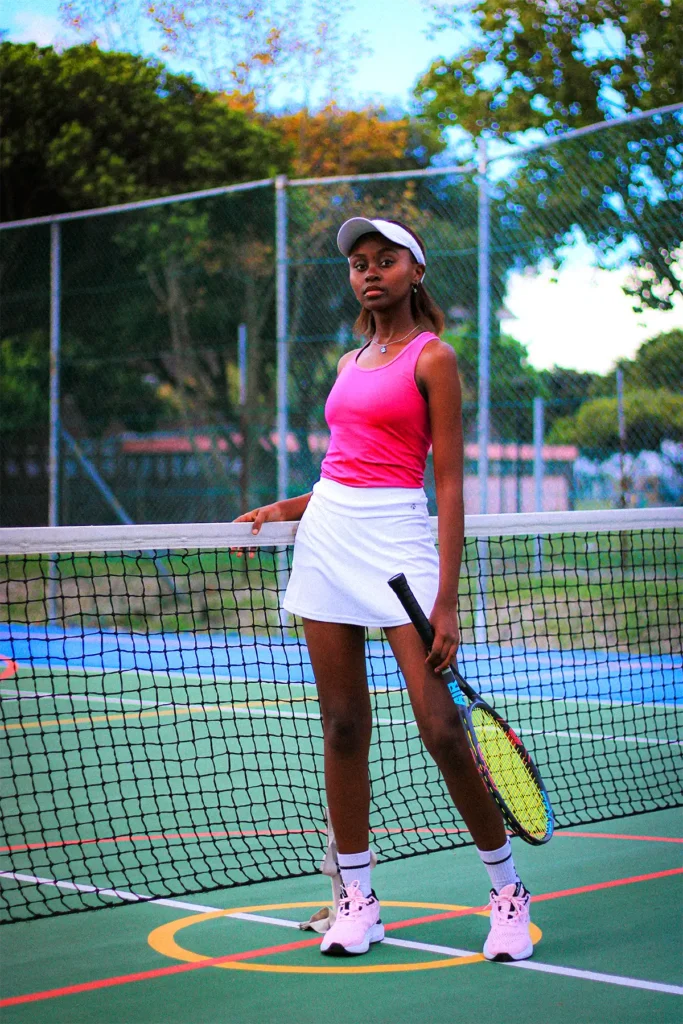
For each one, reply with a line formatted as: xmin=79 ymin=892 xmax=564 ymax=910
xmin=413 ymin=265 xmax=425 ymax=286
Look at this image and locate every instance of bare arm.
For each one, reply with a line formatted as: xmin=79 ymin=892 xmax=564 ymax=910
xmin=234 ymin=492 xmax=312 ymax=534
xmin=236 ymin=347 xmax=360 ymax=534
xmin=416 ymin=340 xmax=465 ymax=672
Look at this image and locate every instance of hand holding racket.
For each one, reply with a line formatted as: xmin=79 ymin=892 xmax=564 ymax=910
xmin=388 ymin=573 xmax=554 ymax=846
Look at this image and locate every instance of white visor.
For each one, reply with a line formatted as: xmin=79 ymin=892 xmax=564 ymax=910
xmin=337 ymin=217 xmax=426 ymax=268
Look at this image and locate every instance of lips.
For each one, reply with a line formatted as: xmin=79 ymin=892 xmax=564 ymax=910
xmin=363 ymin=288 xmax=384 ymax=298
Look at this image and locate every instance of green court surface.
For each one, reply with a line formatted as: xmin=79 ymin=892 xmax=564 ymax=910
xmin=0 ymin=807 xmax=681 ymax=1024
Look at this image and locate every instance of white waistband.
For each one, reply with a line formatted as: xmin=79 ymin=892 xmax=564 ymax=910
xmin=313 ymin=477 xmax=427 ymax=515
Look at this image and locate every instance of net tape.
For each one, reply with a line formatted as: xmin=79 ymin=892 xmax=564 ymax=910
xmin=0 ymin=510 xmax=681 ymax=923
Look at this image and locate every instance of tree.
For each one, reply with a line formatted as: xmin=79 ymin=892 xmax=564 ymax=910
xmin=629 ymin=328 xmax=683 ymax=391
xmin=547 ymin=329 xmax=683 ymax=448
xmin=416 ymin=2 xmax=683 ymax=315
xmin=557 ymin=389 xmax=683 ymax=452
xmin=267 ymin=105 xmax=445 ymax=178
xmin=59 ymin=0 xmax=367 ymax=111
xmin=0 ymin=42 xmax=291 ymax=221
xmin=419 ymin=0 xmax=683 ymax=137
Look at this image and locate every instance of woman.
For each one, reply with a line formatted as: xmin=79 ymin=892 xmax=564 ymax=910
xmin=236 ymin=217 xmax=533 ymax=961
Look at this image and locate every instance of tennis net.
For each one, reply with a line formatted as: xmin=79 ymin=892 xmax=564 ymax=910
xmin=0 ymin=509 xmax=681 ymax=923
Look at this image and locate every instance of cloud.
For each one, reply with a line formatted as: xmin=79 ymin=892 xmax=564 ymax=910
xmin=10 ymin=12 xmax=61 ymax=46
xmin=505 ymin=262 xmax=683 ymax=374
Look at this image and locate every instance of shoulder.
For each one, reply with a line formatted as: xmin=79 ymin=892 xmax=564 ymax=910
xmin=416 ymin=336 xmax=459 ymax=378
xmin=337 ymin=347 xmax=363 ymax=374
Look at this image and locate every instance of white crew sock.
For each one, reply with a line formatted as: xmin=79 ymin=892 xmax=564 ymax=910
xmin=337 ymin=850 xmax=373 ymax=897
xmin=477 ymin=839 xmax=520 ymax=893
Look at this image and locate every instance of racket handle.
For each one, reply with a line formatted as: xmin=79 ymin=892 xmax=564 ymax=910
xmin=388 ymin=572 xmax=463 ymax=701
xmin=388 ymin=573 xmax=435 ymax=648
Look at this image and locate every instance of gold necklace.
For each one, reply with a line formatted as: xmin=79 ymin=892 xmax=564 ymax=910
xmin=371 ymin=324 xmax=422 ymax=354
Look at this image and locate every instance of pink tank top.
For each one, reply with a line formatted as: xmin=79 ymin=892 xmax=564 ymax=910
xmin=320 ymin=331 xmax=437 ymax=488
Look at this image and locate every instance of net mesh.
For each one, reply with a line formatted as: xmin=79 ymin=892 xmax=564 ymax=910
xmin=0 ymin=513 xmax=681 ymax=923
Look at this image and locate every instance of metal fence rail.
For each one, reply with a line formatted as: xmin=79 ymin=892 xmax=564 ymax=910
xmin=1 ymin=104 xmax=681 ymax=526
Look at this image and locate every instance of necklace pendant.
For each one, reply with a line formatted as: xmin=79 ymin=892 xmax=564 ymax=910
xmin=380 ymin=345 xmax=387 ymax=353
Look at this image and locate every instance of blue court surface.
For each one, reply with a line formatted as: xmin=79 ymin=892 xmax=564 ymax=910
xmin=1 ymin=624 xmax=681 ymax=705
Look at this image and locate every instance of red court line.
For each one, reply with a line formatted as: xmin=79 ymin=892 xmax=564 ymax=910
xmin=0 ymin=656 xmax=18 ymax=681
xmin=0 ymin=935 xmax=322 ymax=1008
xmin=558 ymin=831 xmax=683 ymax=844
xmin=2 ymin=866 xmax=681 ymax=1008
xmin=5 ymin=824 xmax=679 ymax=856
xmin=530 ymin=867 xmax=683 ymax=903
xmin=0 ymin=826 xmax=469 ymax=854
xmin=384 ymin=868 xmax=683 ymax=931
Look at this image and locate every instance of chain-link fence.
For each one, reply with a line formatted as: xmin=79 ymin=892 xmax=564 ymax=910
xmin=1 ymin=104 xmax=681 ymax=526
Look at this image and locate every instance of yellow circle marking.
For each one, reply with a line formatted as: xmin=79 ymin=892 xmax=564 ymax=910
xmin=149 ymin=900 xmax=541 ymax=975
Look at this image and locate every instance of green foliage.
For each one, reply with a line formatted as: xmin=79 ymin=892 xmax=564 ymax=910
xmin=628 ymin=328 xmax=683 ymax=391
xmin=547 ymin=330 xmax=683 ymax=447
xmin=0 ymin=333 xmax=49 ymax=431
xmin=570 ymin=388 xmax=683 ymax=453
xmin=418 ymin=0 xmax=683 ymax=137
xmin=0 ymin=42 xmax=291 ymax=220
xmin=417 ymin=3 xmax=683 ymax=314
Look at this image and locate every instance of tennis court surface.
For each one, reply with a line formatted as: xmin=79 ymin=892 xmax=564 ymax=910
xmin=0 ymin=508 xmax=681 ymax=1021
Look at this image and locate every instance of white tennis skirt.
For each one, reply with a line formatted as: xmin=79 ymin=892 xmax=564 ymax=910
xmin=282 ymin=477 xmax=439 ymax=627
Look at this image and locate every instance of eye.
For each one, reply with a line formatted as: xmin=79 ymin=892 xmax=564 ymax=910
xmin=380 ymin=258 xmax=395 ymax=267
xmin=351 ymin=261 xmax=366 ymax=271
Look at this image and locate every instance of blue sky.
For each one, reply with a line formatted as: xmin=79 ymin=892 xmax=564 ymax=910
xmin=1 ymin=0 xmax=465 ymax=109
xmin=5 ymin=0 xmax=681 ymax=370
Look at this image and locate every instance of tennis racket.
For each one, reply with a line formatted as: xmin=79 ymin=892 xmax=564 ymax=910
xmin=388 ymin=573 xmax=553 ymax=845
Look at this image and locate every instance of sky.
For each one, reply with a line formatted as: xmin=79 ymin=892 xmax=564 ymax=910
xmin=4 ymin=0 xmax=682 ymax=373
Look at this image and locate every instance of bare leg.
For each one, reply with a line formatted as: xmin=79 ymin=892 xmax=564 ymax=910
xmin=302 ymin=618 xmax=371 ymax=854
xmin=385 ymin=623 xmax=506 ymax=851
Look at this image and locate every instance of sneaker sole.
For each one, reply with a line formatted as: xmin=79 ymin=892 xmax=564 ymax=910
xmin=320 ymin=923 xmax=385 ymax=957
xmin=483 ymin=942 xmax=533 ymax=963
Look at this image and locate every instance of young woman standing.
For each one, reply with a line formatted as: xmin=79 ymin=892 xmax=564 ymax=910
xmin=236 ymin=217 xmax=534 ymax=960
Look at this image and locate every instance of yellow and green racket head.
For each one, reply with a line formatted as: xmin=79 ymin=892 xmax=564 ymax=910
xmin=468 ymin=702 xmax=553 ymax=844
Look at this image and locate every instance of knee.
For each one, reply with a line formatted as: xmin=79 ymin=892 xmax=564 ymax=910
xmin=323 ymin=710 xmax=369 ymax=758
xmin=419 ymin=715 xmax=471 ymax=770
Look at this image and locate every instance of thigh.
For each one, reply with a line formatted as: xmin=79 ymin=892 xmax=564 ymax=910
xmin=302 ymin=619 xmax=371 ymax=720
xmin=384 ymin=622 xmax=460 ymax=729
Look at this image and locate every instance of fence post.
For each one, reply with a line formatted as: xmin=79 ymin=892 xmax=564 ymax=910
xmin=238 ymin=323 xmax=248 ymax=511
xmin=616 ymin=368 xmax=627 ymax=508
xmin=477 ymin=137 xmax=491 ymax=516
xmin=275 ymin=175 xmax=289 ymax=502
xmin=49 ymin=222 xmax=61 ymax=527
xmin=48 ymin=222 xmax=61 ymax=620
xmin=533 ymin=397 xmax=544 ymax=512
xmin=533 ymin=396 xmax=545 ymax=576
xmin=475 ymin=138 xmax=491 ymax=643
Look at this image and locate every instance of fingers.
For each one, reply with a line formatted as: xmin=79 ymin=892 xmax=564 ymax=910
xmin=249 ymin=507 xmax=270 ymax=535
xmin=233 ymin=508 xmax=260 ymax=524
xmin=426 ymin=630 xmax=459 ymax=675
xmin=231 ymin=507 xmax=264 ymax=558
xmin=233 ymin=507 xmax=266 ymax=534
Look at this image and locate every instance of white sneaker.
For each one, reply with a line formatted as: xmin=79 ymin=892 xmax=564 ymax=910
xmin=320 ymin=881 xmax=384 ymax=956
xmin=483 ymin=882 xmax=533 ymax=962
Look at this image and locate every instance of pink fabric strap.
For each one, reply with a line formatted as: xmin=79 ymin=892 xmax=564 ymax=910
xmin=320 ymin=331 xmax=438 ymax=489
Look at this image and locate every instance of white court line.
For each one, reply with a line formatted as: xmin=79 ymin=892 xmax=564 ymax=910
xmin=4 ymin=687 xmax=679 ymax=746
xmin=517 ymin=725 xmax=682 ymax=749
xmin=0 ymin=688 xmax=416 ymax=729
xmin=7 ymin=663 xmax=679 ymax=712
xmin=0 ymin=871 xmax=680 ymax=996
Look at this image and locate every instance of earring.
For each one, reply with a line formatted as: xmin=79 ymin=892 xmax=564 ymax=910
xmin=412 ymin=283 xmax=418 ymax=293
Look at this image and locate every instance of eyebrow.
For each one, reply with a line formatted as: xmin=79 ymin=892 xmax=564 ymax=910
xmin=349 ymin=245 xmax=401 ymax=259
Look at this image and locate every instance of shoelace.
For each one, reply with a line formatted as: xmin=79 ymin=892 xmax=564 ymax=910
xmin=338 ymin=882 xmax=370 ymax=918
xmin=491 ymin=890 xmax=528 ymax=925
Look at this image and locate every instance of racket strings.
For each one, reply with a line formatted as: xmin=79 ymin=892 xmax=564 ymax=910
xmin=470 ymin=705 xmax=550 ymax=841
